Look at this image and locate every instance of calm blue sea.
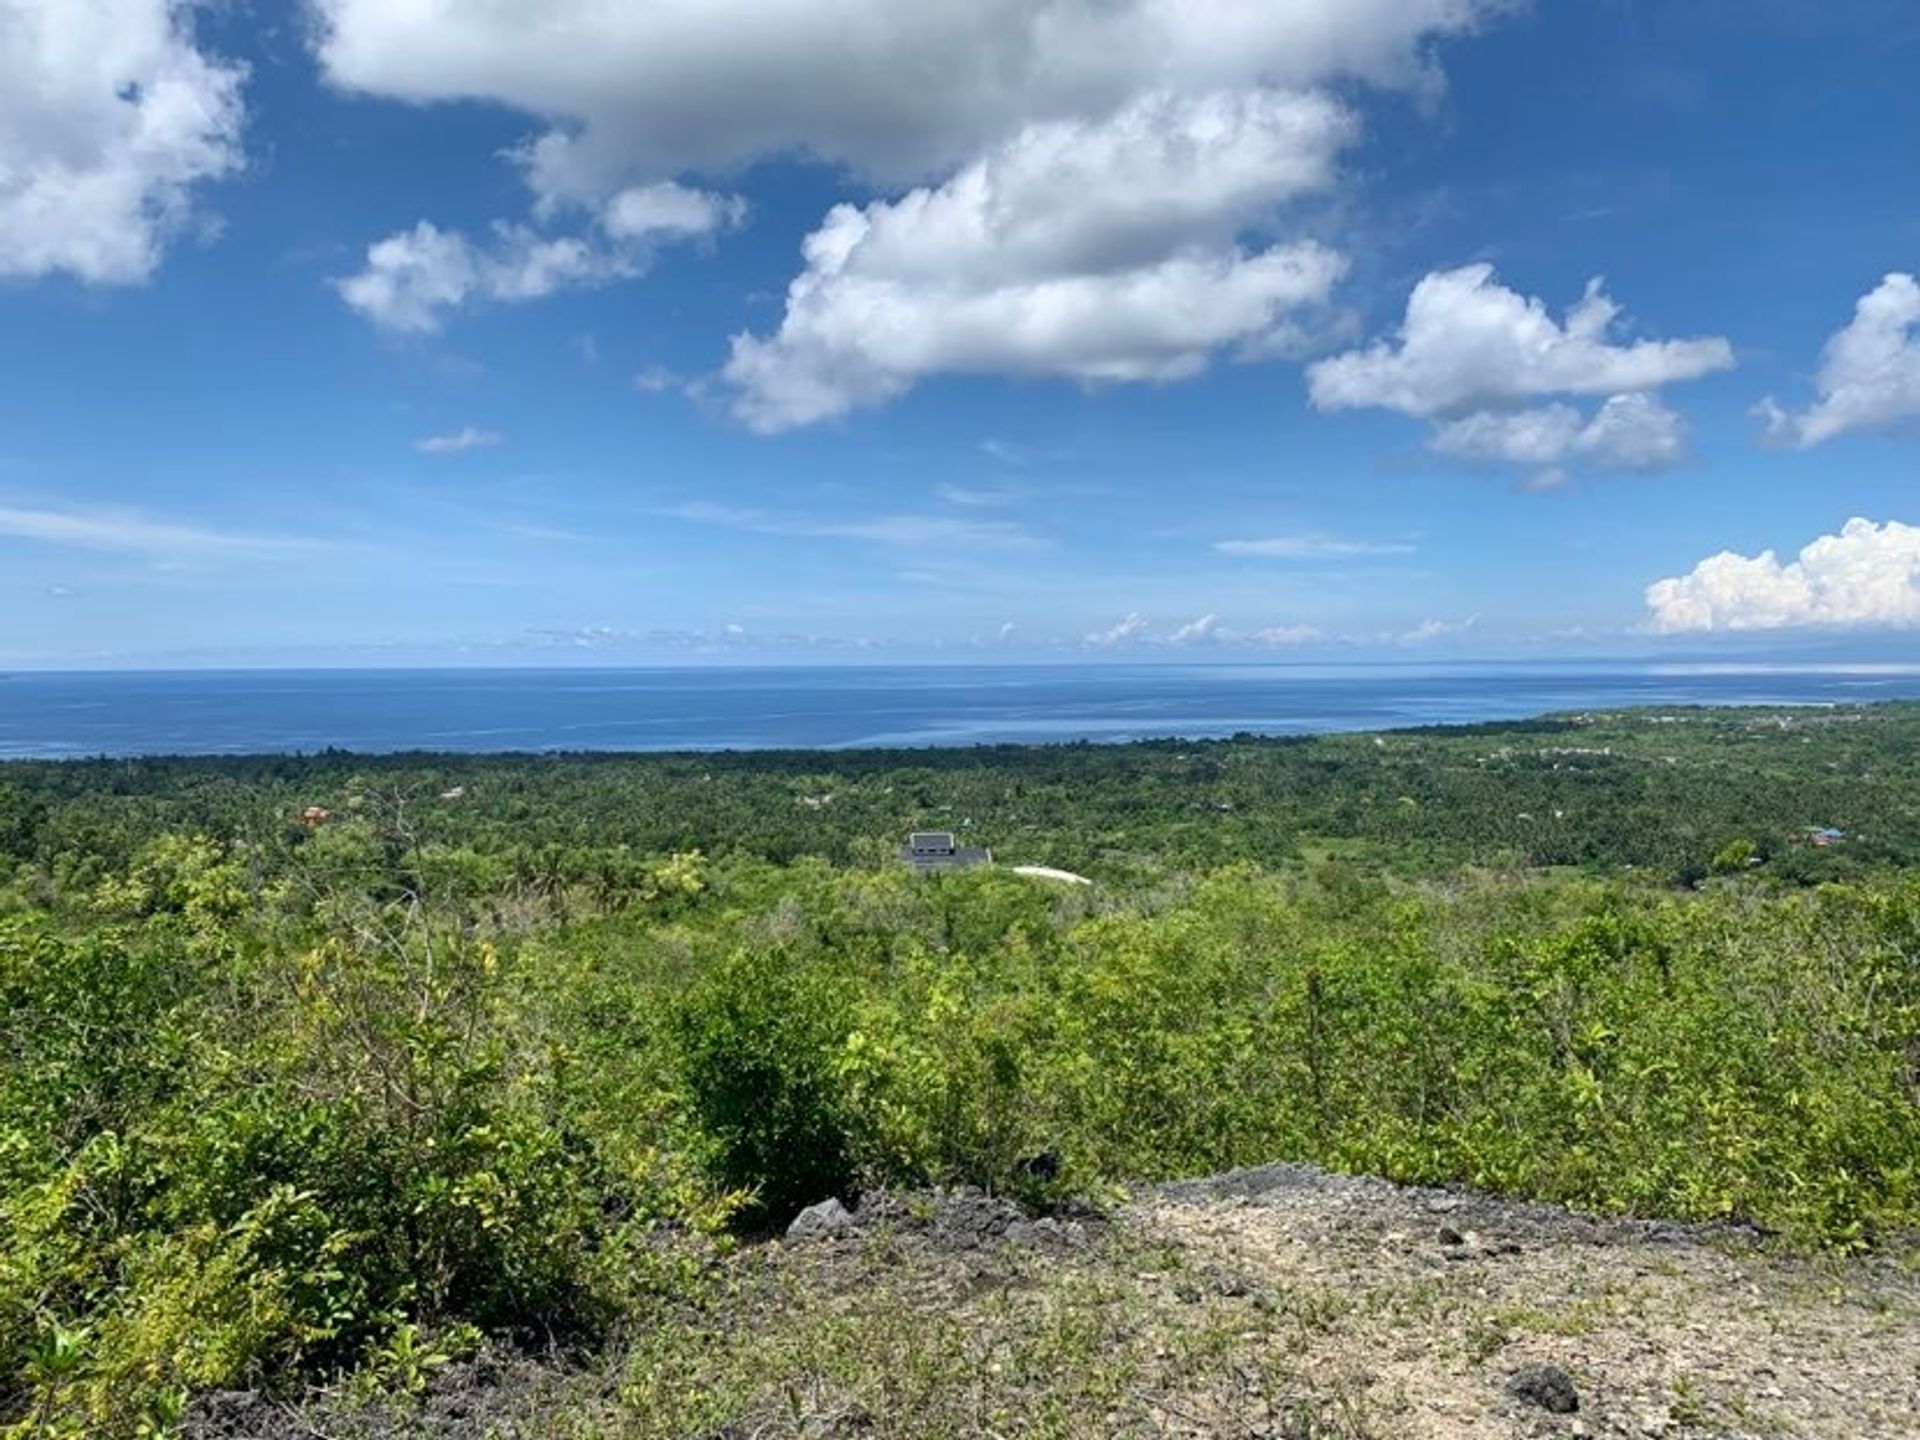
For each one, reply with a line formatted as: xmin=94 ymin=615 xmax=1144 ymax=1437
xmin=3 ymin=663 xmax=1920 ymax=760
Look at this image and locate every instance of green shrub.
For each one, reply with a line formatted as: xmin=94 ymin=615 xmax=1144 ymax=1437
xmin=674 ymin=948 xmax=862 ymax=1222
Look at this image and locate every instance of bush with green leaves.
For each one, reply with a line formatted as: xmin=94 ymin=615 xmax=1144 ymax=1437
xmin=0 ymin=903 xmax=728 ymax=1436
xmin=673 ymin=948 xmax=863 ymax=1223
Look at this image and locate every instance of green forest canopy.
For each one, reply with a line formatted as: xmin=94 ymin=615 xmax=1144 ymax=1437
xmin=2 ymin=703 xmax=1916 ymax=1433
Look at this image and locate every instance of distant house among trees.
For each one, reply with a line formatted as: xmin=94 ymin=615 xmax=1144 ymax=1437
xmin=902 ymin=830 xmax=991 ymax=873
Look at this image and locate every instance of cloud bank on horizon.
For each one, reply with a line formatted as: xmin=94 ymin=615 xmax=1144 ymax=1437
xmin=1647 ymin=519 xmax=1920 ymax=635
xmin=0 ymin=0 xmax=1915 ymax=663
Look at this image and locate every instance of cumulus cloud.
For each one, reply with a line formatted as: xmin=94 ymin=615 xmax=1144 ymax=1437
xmin=1085 ymin=612 xmax=1150 ymax=649
xmin=0 ymin=0 xmax=246 ymax=283
xmin=309 ymin=1 xmax=1510 ymax=201
xmin=414 ymin=426 xmax=503 ymax=455
xmin=1645 ymin=518 xmax=1920 ymax=634
xmin=1430 ymin=391 xmax=1688 ymax=480
xmin=598 ymin=182 xmax=747 ymax=241
xmin=725 ymin=89 xmax=1353 ymax=428
xmin=1576 ymin=391 xmax=1689 ymax=468
xmin=1215 ymin=533 xmax=1414 ymax=559
xmin=1428 ymin=404 xmax=1583 ymax=466
xmin=310 ymin=4 xmax=1517 ymax=415
xmin=336 ymin=223 xmax=605 ymax=333
xmin=1308 ymin=265 xmax=1734 ymax=418
xmin=1308 ymin=265 xmax=1724 ymax=484
xmin=337 ymin=184 xmax=743 ymax=332
xmin=1755 ymin=274 xmax=1920 ymax=447
xmin=1167 ymin=613 xmax=1221 ymax=645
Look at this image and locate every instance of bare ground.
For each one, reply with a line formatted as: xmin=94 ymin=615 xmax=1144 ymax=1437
xmin=185 ymin=1165 xmax=1920 ymax=1440
xmin=1136 ymin=1164 xmax=1920 ymax=1439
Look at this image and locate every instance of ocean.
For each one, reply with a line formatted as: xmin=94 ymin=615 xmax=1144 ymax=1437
xmin=3 ymin=661 xmax=1920 ymax=760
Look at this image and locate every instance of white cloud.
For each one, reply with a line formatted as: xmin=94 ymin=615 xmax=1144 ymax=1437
xmin=1308 ymin=265 xmax=1734 ymax=418
xmin=663 ymin=501 xmax=1043 ymax=551
xmin=312 ymin=4 xmax=1513 ymax=410
xmin=1645 ymin=517 xmax=1920 ymax=633
xmin=1085 ymin=612 xmax=1150 ymax=648
xmin=599 ymin=181 xmax=747 ymax=241
xmin=1398 ymin=615 xmax=1479 ymax=643
xmin=1756 ymin=274 xmax=1920 ymax=447
xmin=516 ymin=624 xmax=875 ymax=656
xmin=0 ymin=0 xmax=246 ymax=283
xmin=1429 ymin=391 xmax=1688 ymax=480
xmin=1428 ymin=404 xmax=1583 ymax=467
xmin=1215 ymin=533 xmax=1414 ymax=559
xmin=415 ymin=426 xmax=503 ymax=455
xmin=1082 ymin=612 xmax=1326 ymax=650
xmin=1167 ymin=613 xmax=1221 ymax=645
xmin=1251 ymin=623 xmax=1323 ymax=646
xmin=1576 ymin=391 xmax=1688 ymax=469
xmin=310 ymin=4 xmax=1528 ymax=414
xmin=335 ymin=223 xmax=596 ymax=333
xmin=0 ymin=502 xmax=311 ymax=559
xmin=310 ymin=1 xmax=1510 ymax=202
xmin=726 ymin=89 xmax=1354 ymax=428
xmin=337 ymin=183 xmax=743 ymax=332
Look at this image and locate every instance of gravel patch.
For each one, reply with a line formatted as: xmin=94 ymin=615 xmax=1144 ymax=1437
xmin=1139 ymin=1162 xmax=1920 ymax=1438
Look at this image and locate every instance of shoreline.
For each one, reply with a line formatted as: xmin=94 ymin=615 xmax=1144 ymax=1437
xmin=1 ymin=695 xmax=1902 ymax=767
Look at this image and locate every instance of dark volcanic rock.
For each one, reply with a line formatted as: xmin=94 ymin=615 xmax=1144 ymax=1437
xmin=1507 ymin=1363 xmax=1581 ymax=1414
xmin=182 ymin=1390 xmax=275 ymax=1439
xmin=1016 ymin=1150 xmax=1062 ymax=1182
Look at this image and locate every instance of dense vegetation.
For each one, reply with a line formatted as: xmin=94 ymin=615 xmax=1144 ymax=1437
xmin=1 ymin=704 xmax=1916 ymax=1435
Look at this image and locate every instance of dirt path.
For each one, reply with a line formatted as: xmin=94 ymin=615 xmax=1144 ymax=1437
xmin=1136 ymin=1165 xmax=1920 ymax=1439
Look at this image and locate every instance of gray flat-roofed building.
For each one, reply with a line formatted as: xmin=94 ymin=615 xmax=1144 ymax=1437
xmin=903 ymin=830 xmax=991 ymax=872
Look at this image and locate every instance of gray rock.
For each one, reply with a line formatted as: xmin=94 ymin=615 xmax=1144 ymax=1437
xmin=786 ymin=1197 xmax=857 ymax=1241
xmin=1507 ymin=1363 xmax=1580 ymax=1415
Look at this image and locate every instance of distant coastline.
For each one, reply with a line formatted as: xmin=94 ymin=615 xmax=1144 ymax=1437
xmin=6 ymin=662 xmax=1920 ymax=762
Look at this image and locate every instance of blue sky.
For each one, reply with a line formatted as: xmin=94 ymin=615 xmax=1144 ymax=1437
xmin=1 ymin=0 xmax=1917 ymax=667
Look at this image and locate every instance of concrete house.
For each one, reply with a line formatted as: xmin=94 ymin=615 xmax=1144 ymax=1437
xmin=902 ymin=830 xmax=991 ymax=872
